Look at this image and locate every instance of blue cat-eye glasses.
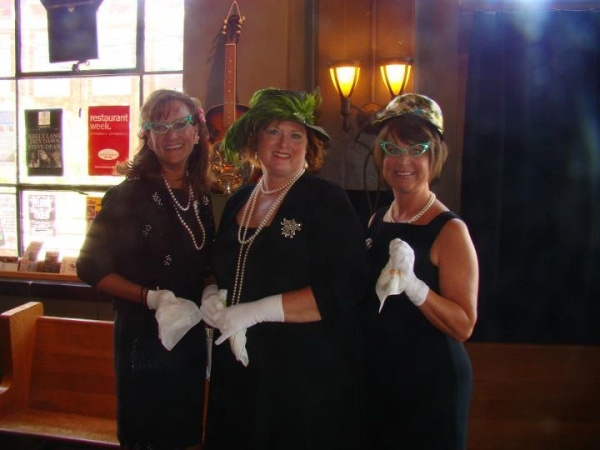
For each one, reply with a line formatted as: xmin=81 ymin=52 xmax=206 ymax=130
xmin=144 ymin=115 xmax=193 ymax=134
xmin=380 ymin=141 xmax=430 ymax=157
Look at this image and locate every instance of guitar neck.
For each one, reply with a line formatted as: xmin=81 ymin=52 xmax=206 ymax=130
xmin=223 ymin=42 xmax=238 ymax=130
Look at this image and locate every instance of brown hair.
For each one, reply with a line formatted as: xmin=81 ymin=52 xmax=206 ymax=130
xmin=238 ymin=121 xmax=326 ymax=172
xmin=115 ymin=89 xmax=213 ymax=198
xmin=373 ymin=115 xmax=448 ymax=182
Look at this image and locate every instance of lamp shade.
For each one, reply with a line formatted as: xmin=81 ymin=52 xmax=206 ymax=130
xmin=329 ymin=62 xmax=360 ymax=99
xmin=380 ymin=58 xmax=413 ymax=98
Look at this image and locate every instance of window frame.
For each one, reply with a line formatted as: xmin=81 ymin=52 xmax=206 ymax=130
xmin=0 ymin=0 xmax=184 ymax=258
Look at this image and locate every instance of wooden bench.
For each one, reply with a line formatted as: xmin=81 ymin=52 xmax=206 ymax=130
xmin=2 ymin=302 xmax=599 ymax=449
xmin=466 ymin=342 xmax=600 ymax=450
xmin=0 ymin=301 xmax=118 ymax=448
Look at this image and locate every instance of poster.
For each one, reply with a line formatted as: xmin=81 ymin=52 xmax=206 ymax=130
xmin=0 ymin=193 xmax=17 ymax=256
xmin=28 ymin=194 xmax=56 ymax=237
xmin=88 ymin=105 xmax=130 ymax=175
xmin=86 ymin=196 xmax=103 ymax=230
xmin=25 ymin=109 xmax=63 ymax=176
xmin=0 ymin=110 xmax=16 ymax=164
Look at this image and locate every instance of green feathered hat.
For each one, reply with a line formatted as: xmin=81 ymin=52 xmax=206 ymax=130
xmin=222 ymin=88 xmax=330 ymax=163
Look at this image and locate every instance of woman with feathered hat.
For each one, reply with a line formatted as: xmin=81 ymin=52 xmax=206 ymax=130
xmin=200 ymin=88 xmax=368 ymax=449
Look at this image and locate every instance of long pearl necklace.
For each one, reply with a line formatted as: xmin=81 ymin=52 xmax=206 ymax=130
xmin=163 ymin=175 xmax=192 ymax=211
xmin=231 ymin=169 xmax=305 ymax=306
xmin=385 ymin=192 xmax=436 ymax=224
xmin=162 ymin=175 xmax=206 ymax=250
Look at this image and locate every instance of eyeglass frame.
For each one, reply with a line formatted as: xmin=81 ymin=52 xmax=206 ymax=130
xmin=379 ymin=140 xmax=430 ymax=157
xmin=143 ymin=115 xmax=194 ymax=134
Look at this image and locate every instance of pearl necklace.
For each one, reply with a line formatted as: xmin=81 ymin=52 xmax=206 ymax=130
xmin=162 ymin=175 xmax=206 ymax=250
xmin=260 ymin=173 xmax=303 ymax=195
xmin=385 ymin=192 xmax=436 ymax=224
xmin=231 ymin=169 xmax=305 ymax=306
xmin=162 ymin=175 xmax=192 ymax=211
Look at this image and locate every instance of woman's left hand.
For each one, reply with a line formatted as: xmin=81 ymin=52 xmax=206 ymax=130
xmin=214 ymin=295 xmax=284 ymax=344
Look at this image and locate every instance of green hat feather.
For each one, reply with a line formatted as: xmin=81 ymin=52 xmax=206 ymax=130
xmin=222 ymin=88 xmax=330 ymax=164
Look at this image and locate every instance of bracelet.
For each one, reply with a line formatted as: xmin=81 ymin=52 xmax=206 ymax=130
xmin=140 ymin=286 xmax=148 ymax=306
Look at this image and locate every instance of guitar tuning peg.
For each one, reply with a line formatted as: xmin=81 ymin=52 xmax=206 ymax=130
xmin=240 ymin=16 xmax=246 ymax=24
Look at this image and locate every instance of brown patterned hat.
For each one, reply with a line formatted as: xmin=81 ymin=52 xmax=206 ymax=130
xmin=369 ymin=93 xmax=444 ymax=136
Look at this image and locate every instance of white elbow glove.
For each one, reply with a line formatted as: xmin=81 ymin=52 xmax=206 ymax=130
xmin=376 ymin=239 xmax=429 ymax=310
xmin=214 ymin=294 xmax=284 ymax=345
xmin=200 ymin=284 xmax=225 ymax=328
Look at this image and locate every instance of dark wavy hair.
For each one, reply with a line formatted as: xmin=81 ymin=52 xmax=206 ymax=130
xmin=115 ymin=89 xmax=213 ymax=198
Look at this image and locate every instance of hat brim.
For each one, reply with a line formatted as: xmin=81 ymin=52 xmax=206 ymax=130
xmin=305 ymin=123 xmax=330 ymax=142
xmin=362 ymin=113 xmax=443 ymax=138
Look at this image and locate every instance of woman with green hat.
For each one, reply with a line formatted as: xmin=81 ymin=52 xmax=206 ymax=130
xmin=200 ymin=88 xmax=368 ymax=449
xmin=362 ymin=93 xmax=479 ymax=449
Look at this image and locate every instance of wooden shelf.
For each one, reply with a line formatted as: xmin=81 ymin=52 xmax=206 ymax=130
xmin=0 ymin=270 xmax=81 ymax=283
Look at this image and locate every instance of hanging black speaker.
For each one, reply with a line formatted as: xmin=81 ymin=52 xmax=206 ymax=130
xmin=40 ymin=0 xmax=103 ymax=63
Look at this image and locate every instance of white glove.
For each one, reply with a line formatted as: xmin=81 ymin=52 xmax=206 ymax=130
xmin=214 ymin=294 xmax=284 ymax=345
xmin=230 ymin=329 xmax=249 ymax=367
xmin=200 ymin=288 xmax=249 ymax=365
xmin=146 ymin=289 xmax=179 ymax=310
xmin=155 ymin=297 xmax=202 ymax=350
xmin=376 ymin=239 xmax=429 ymax=310
xmin=389 ymin=238 xmax=414 ymax=272
xmin=200 ymin=284 xmax=225 ymax=328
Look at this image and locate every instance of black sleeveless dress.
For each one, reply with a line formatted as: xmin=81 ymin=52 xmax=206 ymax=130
xmin=362 ymin=209 xmax=472 ymax=449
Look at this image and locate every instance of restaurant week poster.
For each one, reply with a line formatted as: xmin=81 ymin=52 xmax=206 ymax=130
xmin=25 ymin=109 xmax=63 ymax=176
xmin=88 ymin=105 xmax=130 ymax=175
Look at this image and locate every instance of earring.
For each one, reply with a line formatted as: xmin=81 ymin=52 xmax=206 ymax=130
xmin=254 ymin=151 xmax=258 ymax=160
xmin=194 ymin=133 xmax=199 ymax=144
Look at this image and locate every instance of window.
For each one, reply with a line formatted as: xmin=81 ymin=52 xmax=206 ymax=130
xmin=0 ymin=0 xmax=184 ymax=263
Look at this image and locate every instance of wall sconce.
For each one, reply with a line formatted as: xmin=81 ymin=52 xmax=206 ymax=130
xmin=380 ymin=58 xmax=413 ymax=98
xmin=329 ymin=61 xmax=360 ymax=131
xmin=329 ymin=57 xmax=413 ymax=131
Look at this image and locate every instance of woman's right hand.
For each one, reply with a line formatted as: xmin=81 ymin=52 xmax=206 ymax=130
xmin=200 ymin=285 xmax=225 ymax=328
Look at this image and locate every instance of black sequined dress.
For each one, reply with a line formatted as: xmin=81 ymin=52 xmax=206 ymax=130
xmin=77 ymin=178 xmax=215 ymax=450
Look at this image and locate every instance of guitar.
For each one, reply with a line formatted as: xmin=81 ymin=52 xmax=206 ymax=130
xmin=206 ymin=2 xmax=250 ymax=195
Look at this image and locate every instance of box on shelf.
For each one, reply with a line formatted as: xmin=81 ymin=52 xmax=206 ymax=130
xmin=0 ymin=256 xmax=19 ymax=271
xmin=60 ymin=256 xmax=78 ymax=276
xmin=19 ymin=241 xmax=44 ymax=272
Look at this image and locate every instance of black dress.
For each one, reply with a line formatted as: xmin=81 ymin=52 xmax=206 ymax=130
xmin=362 ymin=209 xmax=472 ymax=450
xmin=77 ymin=178 xmax=215 ymax=450
xmin=206 ymin=174 xmax=368 ymax=450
